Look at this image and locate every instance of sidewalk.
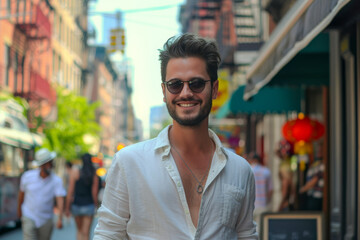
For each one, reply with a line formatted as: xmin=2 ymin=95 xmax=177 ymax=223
xmin=0 ymin=216 xmax=98 ymax=240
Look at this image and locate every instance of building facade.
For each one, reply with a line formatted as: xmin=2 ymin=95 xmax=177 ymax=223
xmin=0 ymin=0 xmax=55 ymax=127
xmin=180 ymin=0 xmax=359 ymax=238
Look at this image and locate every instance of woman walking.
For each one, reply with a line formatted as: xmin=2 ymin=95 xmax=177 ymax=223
xmin=66 ymin=153 xmax=99 ymax=240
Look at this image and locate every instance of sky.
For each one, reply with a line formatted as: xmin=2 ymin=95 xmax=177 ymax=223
xmin=89 ymin=0 xmax=185 ymax=139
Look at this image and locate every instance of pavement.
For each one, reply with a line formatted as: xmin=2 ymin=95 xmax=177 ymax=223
xmin=0 ymin=216 xmax=98 ymax=240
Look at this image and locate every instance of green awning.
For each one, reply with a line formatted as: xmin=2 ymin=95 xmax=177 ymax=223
xmin=213 ymin=100 xmax=231 ymax=119
xmin=244 ymin=0 xmax=350 ymax=100
xmin=230 ymin=85 xmax=301 ymax=114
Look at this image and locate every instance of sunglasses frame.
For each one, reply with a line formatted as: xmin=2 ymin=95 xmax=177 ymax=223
xmin=163 ymin=78 xmax=211 ymax=94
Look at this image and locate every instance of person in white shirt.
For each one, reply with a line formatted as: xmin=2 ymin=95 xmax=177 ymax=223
xmin=17 ymin=148 xmax=66 ymax=240
xmin=94 ymin=33 xmax=258 ymax=240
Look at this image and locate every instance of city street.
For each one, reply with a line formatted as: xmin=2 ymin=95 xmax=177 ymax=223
xmin=0 ymin=217 xmax=98 ymax=240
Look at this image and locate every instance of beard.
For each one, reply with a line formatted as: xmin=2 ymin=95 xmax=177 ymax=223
xmin=166 ymin=94 xmax=213 ymax=126
xmin=43 ymin=167 xmax=52 ymax=176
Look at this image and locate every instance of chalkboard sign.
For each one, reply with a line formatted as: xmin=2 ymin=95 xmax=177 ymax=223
xmin=261 ymin=212 xmax=324 ymax=240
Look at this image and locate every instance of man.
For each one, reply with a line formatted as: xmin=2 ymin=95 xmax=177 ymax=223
xmin=299 ymin=158 xmax=324 ymax=211
xmin=248 ymin=153 xmax=273 ymax=231
xmin=94 ymin=33 xmax=257 ymax=239
xmin=17 ymin=148 xmax=66 ymax=240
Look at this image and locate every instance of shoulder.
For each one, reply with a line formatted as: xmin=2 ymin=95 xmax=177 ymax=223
xmin=225 ymin=149 xmax=251 ymax=168
xmin=223 ymin=149 xmax=253 ymax=176
xmin=51 ymin=173 xmax=64 ymax=184
xmin=220 ymin=150 xmax=256 ymax=193
xmin=113 ymin=139 xmax=157 ymax=163
xmin=262 ymin=166 xmax=272 ymax=179
xmin=21 ymin=169 xmax=37 ymax=179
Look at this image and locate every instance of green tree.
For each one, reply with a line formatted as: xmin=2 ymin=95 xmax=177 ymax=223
xmin=42 ymin=87 xmax=101 ymax=160
xmin=0 ymin=91 xmax=29 ymax=118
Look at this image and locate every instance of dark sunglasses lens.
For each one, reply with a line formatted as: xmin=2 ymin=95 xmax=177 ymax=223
xmin=189 ymin=79 xmax=206 ymax=93
xmin=167 ymin=80 xmax=183 ymax=93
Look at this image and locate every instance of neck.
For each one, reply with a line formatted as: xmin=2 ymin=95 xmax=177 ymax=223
xmin=169 ymin=125 xmax=214 ymax=171
xmin=39 ymin=169 xmax=50 ymax=179
xmin=170 ymin=121 xmax=211 ymax=151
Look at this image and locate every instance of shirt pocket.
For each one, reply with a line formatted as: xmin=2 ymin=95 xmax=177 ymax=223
xmin=221 ymin=184 xmax=245 ymax=229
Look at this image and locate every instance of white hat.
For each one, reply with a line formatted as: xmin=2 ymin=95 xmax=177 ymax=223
xmin=34 ymin=148 xmax=57 ymax=166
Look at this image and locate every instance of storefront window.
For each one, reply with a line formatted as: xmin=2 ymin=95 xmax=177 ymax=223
xmin=0 ymin=144 xmax=23 ymax=177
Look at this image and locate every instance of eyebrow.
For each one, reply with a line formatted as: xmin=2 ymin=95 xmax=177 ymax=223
xmin=167 ymin=77 xmax=207 ymax=82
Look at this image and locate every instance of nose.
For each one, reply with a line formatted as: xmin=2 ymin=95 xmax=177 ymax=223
xmin=179 ymin=82 xmax=193 ymax=97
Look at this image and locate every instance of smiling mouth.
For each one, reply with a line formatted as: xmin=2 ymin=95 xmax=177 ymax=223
xmin=179 ymin=103 xmax=197 ymax=107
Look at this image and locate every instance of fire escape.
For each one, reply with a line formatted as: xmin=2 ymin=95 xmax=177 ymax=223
xmin=233 ymin=0 xmax=262 ymax=43
xmin=232 ymin=0 xmax=263 ymax=77
xmin=181 ymin=0 xmax=238 ymax=65
xmin=11 ymin=1 xmax=55 ymax=104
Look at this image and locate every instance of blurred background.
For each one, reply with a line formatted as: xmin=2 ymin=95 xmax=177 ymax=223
xmin=0 ymin=0 xmax=359 ymax=239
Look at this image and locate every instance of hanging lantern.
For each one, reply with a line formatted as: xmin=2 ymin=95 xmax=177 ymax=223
xmin=282 ymin=113 xmax=325 ymax=143
xmin=313 ymin=120 xmax=325 ymax=140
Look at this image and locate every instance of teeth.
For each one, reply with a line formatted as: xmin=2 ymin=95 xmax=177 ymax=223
xmin=179 ymin=103 xmax=195 ymax=107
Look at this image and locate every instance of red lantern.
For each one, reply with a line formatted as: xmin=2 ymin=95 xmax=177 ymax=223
xmin=282 ymin=115 xmax=325 ymax=143
xmin=313 ymin=120 xmax=325 ymax=140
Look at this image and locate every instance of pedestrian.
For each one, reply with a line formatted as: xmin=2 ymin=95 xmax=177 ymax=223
xmin=17 ymin=148 xmax=66 ymax=240
xmin=64 ymin=161 xmax=73 ymax=191
xmin=94 ymin=33 xmax=258 ymax=239
xmin=276 ymin=139 xmax=295 ymax=211
xmin=299 ymin=158 xmax=324 ymax=211
xmin=63 ymin=161 xmax=73 ymax=225
xmin=248 ymin=152 xmax=273 ymax=232
xmin=65 ymin=153 xmax=99 ymax=240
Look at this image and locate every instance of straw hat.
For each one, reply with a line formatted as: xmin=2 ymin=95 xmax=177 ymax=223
xmin=34 ymin=148 xmax=56 ymax=167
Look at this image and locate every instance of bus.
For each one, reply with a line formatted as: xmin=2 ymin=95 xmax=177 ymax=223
xmin=0 ymin=100 xmax=42 ymax=228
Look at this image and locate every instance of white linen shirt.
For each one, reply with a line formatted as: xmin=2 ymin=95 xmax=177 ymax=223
xmin=94 ymin=126 xmax=258 ymax=240
xmin=20 ymin=168 xmax=66 ymax=228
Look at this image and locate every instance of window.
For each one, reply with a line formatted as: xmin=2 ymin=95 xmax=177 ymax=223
xmin=7 ymin=0 xmax=11 ymax=12
xmin=58 ymin=55 xmax=62 ymax=84
xmin=14 ymin=52 xmax=18 ymax=91
xmin=59 ymin=16 xmax=62 ymax=42
xmin=53 ymin=50 xmax=56 ymax=74
xmin=0 ymin=145 xmax=22 ymax=176
xmin=4 ymin=44 xmax=10 ymax=86
xmin=53 ymin=12 xmax=57 ymax=38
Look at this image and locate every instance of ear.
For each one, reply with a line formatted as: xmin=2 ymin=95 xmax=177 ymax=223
xmin=161 ymin=83 xmax=166 ymax=102
xmin=212 ymin=80 xmax=219 ymax=99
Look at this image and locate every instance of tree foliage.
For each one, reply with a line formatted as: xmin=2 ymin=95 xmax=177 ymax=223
xmin=42 ymin=87 xmax=101 ymax=160
xmin=0 ymin=91 xmax=29 ymax=118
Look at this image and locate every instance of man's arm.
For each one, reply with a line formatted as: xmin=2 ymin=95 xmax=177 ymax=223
xmin=299 ymin=176 xmax=319 ymax=194
xmin=93 ymin=153 xmax=130 ymax=240
xmin=236 ymin=169 xmax=258 ymax=240
xmin=65 ymin=168 xmax=77 ymax=217
xmin=17 ymin=191 xmax=24 ymax=218
xmin=266 ymin=170 xmax=273 ymax=205
xmin=54 ymin=174 xmax=66 ymax=229
xmin=92 ymin=174 xmax=99 ymax=208
xmin=278 ymin=171 xmax=291 ymax=211
xmin=55 ymin=196 xmax=64 ymax=229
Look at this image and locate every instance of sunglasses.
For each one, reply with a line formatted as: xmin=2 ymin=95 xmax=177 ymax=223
xmin=163 ymin=78 xmax=211 ymax=94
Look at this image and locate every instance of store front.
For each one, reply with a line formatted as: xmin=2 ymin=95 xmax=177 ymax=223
xmin=0 ymin=99 xmax=43 ymax=227
xmin=234 ymin=0 xmax=359 ymax=238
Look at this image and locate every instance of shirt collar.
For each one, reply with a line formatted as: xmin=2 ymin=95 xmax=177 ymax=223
xmin=154 ymin=125 xmax=228 ymax=161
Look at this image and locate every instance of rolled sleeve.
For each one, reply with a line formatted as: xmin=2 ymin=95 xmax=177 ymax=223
xmin=54 ymin=176 xmax=66 ymax=197
xmin=94 ymin=153 xmax=129 ymax=240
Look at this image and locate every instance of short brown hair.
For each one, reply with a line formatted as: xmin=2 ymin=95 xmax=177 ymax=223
xmin=159 ymin=33 xmax=221 ymax=83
